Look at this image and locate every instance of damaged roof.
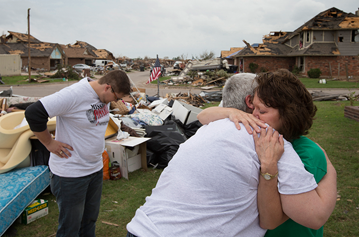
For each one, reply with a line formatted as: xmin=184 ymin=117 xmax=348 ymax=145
xmin=63 ymin=41 xmax=98 ymax=57
xmin=6 ymin=31 xmax=41 ymax=43
xmin=286 ymin=43 xmax=340 ymax=56
xmin=73 ymin=41 xmax=97 ymax=51
xmin=61 ymin=46 xmax=94 ymax=59
xmin=0 ymin=42 xmax=62 ymax=57
xmin=235 ymin=7 xmax=359 ymax=58
xmin=289 ymin=7 xmax=357 ymax=37
xmin=235 ymin=31 xmax=292 ymax=57
xmin=93 ymin=49 xmax=115 ymax=60
xmin=67 ymin=41 xmax=114 ymax=59
xmin=221 ymin=47 xmax=243 ymax=58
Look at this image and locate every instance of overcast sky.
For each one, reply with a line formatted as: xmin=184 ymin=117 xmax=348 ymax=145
xmin=1 ymin=0 xmax=358 ymax=59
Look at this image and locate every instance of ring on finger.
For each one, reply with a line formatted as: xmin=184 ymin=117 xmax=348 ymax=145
xmin=59 ymin=151 xmax=63 ymax=155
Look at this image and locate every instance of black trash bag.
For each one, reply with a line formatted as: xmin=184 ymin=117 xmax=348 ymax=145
xmin=146 ymin=130 xmax=186 ymax=169
xmin=173 ymin=119 xmax=203 ymax=139
xmin=145 ymin=122 xmax=178 ymax=135
xmin=30 ymin=139 xmax=50 ymax=167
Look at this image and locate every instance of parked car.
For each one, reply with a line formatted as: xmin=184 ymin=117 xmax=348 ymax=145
xmin=72 ymin=64 xmax=92 ymax=72
xmin=94 ymin=60 xmax=119 ymax=69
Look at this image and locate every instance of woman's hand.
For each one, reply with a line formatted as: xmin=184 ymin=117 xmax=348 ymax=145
xmin=253 ymin=127 xmax=284 ymax=170
xmin=197 ymin=107 xmax=266 ymax=134
xmin=227 ymin=109 xmax=266 ymax=134
xmin=255 ymin=127 xmax=287 ymax=229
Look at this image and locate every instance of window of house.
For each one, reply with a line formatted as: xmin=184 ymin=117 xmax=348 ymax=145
xmin=298 ymin=57 xmax=304 ymax=72
xmin=338 ymin=37 xmax=344 ymax=42
xmin=351 ymin=30 xmax=359 ymax=42
xmin=306 ymin=31 xmax=311 ymax=42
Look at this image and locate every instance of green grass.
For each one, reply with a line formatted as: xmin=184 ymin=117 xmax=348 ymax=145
xmin=6 ymin=100 xmax=359 ymax=237
xmin=149 ymin=76 xmax=171 ymax=84
xmin=1 ymin=75 xmax=73 ymax=85
xmin=299 ymin=77 xmax=359 ymax=89
xmin=201 ymin=101 xmax=221 ymax=109
xmin=149 ymin=75 xmax=359 ymax=89
xmin=3 ymin=99 xmax=359 ymax=237
xmin=308 ymin=101 xmax=359 ymax=237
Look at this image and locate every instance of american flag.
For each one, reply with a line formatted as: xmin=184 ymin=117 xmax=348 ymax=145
xmin=147 ymin=55 xmax=161 ymax=84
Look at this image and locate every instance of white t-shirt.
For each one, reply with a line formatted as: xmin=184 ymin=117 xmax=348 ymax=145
xmin=127 ymin=118 xmax=317 ymax=237
xmin=40 ymin=78 xmax=109 ymax=177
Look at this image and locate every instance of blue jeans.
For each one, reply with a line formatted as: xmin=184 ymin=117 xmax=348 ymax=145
xmin=51 ymin=169 xmax=103 ymax=237
xmin=126 ymin=232 xmax=137 ymax=237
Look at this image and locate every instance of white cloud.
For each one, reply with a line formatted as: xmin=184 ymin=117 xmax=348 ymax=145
xmin=0 ymin=0 xmax=358 ymax=59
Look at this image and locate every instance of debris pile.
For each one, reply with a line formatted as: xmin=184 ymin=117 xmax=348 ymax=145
xmin=311 ymin=91 xmax=349 ymax=101
xmin=165 ymin=92 xmax=207 ymax=107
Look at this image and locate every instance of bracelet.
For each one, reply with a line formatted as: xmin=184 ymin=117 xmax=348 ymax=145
xmin=260 ymin=171 xmax=278 ymax=181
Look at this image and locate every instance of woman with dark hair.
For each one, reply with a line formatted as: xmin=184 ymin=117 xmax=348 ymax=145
xmin=253 ymin=69 xmax=317 ymax=141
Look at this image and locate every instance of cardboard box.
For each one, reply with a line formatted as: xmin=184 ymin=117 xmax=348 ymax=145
xmin=105 ymin=137 xmax=151 ymax=180
xmin=21 ymin=199 xmax=48 ymax=224
xmin=127 ymin=153 xmax=142 ymax=172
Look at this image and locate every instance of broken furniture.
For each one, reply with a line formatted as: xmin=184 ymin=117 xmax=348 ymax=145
xmin=165 ymin=92 xmax=208 ymax=107
xmin=0 ymin=165 xmax=50 ymax=236
xmin=199 ymin=91 xmax=223 ymax=102
xmin=105 ymin=137 xmax=150 ymax=180
xmin=0 ymin=111 xmax=56 ymax=174
xmin=171 ymin=100 xmax=202 ymax=125
xmin=344 ymin=106 xmax=359 ymax=122
xmin=0 ymin=96 xmax=42 ymax=112
xmin=311 ymin=91 xmax=345 ymax=101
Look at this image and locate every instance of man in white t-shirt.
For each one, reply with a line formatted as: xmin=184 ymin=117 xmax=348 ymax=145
xmin=25 ymin=70 xmax=131 ymax=237
xmin=127 ymin=120 xmax=317 ymax=237
xmin=126 ymin=73 xmax=314 ymax=237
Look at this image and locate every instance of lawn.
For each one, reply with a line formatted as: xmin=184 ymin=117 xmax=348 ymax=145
xmin=0 ymin=75 xmax=72 ymax=85
xmin=299 ymin=77 xmax=359 ymax=89
xmin=2 ymin=74 xmax=359 ymax=90
xmin=4 ymin=100 xmax=358 ymax=237
xmin=149 ymin=75 xmax=359 ymax=89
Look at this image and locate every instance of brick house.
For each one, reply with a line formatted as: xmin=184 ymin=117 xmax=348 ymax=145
xmin=0 ymin=31 xmax=65 ymax=70
xmin=61 ymin=46 xmax=95 ymax=66
xmin=0 ymin=32 xmax=116 ymax=70
xmin=0 ymin=41 xmax=65 ymax=71
xmin=233 ymin=7 xmax=359 ymax=77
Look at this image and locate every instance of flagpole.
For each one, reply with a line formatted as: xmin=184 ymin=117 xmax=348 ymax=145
xmin=157 ymin=54 xmax=160 ymax=97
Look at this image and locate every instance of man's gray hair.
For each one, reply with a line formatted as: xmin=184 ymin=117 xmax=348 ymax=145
xmin=222 ymin=73 xmax=258 ymax=111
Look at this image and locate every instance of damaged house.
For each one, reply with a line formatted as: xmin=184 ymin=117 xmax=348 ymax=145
xmin=233 ymin=7 xmax=359 ymax=77
xmin=221 ymin=47 xmax=243 ymax=65
xmin=72 ymin=41 xmax=115 ymax=62
xmin=61 ymin=45 xmax=95 ymax=66
xmin=0 ymin=31 xmax=65 ymax=71
xmin=0 ymin=32 xmax=116 ymax=71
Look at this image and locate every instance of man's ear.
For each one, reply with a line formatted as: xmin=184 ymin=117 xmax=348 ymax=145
xmin=105 ymin=83 xmax=111 ymax=92
xmin=245 ymin=95 xmax=254 ymax=110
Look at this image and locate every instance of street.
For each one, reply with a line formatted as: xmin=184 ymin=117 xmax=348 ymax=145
xmin=0 ymin=70 xmax=358 ymax=97
xmin=0 ymin=70 xmax=208 ymax=97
